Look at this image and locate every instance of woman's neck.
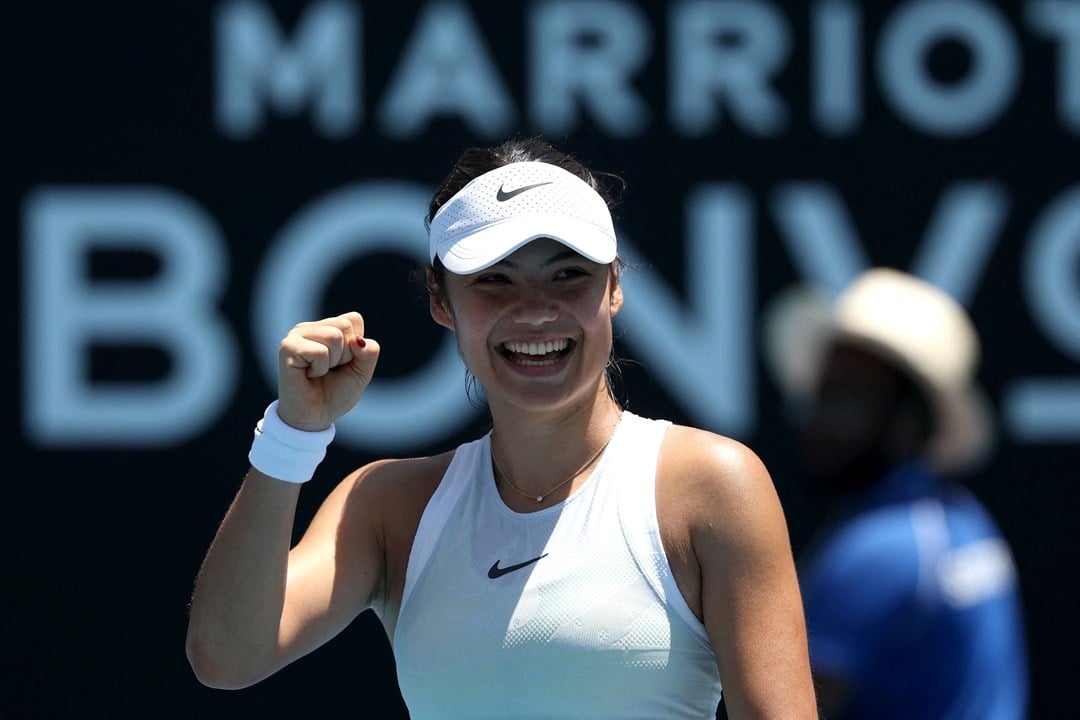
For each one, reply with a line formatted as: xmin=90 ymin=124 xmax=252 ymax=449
xmin=487 ymin=388 xmax=623 ymax=501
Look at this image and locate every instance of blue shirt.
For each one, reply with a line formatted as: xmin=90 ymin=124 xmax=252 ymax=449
xmin=799 ymin=463 xmax=1029 ymax=720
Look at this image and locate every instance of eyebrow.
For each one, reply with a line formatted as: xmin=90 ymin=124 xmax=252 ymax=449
xmin=495 ymin=248 xmax=583 ymax=270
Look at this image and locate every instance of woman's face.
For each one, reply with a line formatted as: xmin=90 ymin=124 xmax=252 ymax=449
xmin=430 ymin=238 xmax=623 ymax=414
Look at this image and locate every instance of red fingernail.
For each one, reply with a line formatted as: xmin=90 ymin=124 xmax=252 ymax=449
xmin=356 ymin=337 xmax=367 ymax=348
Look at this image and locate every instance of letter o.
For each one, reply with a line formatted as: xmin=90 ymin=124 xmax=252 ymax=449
xmin=879 ymin=0 xmax=1019 ymax=135
xmin=253 ymin=182 xmax=479 ymax=450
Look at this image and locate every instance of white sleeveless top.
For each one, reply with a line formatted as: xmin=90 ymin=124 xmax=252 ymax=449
xmin=392 ymin=411 xmax=723 ymax=719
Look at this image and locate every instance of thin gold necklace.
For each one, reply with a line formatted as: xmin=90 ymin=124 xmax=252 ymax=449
xmin=491 ymin=423 xmax=619 ymax=503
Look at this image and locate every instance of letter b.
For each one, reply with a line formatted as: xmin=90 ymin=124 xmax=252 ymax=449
xmin=23 ymin=187 xmax=237 ymax=446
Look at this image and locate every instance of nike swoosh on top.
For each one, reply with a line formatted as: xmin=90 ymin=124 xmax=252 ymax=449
xmin=487 ymin=553 xmax=549 ymax=579
xmin=496 ymin=181 xmax=553 ymax=202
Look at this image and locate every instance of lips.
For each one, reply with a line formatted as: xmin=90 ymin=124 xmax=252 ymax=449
xmin=500 ymin=338 xmax=574 ymax=366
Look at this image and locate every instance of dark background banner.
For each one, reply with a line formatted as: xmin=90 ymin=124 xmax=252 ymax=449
xmin=7 ymin=1 xmax=1077 ymax=716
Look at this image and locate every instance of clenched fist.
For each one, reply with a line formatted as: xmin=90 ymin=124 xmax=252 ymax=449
xmin=276 ymin=311 xmax=381 ymax=431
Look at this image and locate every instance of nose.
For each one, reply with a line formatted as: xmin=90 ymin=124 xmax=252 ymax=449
xmin=510 ymin=284 xmax=559 ymax=326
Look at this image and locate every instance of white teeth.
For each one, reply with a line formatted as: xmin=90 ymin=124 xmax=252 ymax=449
xmin=503 ymin=339 xmax=570 ymax=355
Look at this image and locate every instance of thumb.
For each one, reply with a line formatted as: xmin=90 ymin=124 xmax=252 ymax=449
xmin=350 ymin=337 xmax=381 ymax=385
xmin=325 ymin=336 xmax=381 ymax=422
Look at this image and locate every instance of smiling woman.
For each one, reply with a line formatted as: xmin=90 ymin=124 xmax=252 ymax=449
xmin=185 ymin=135 xmax=818 ymax=719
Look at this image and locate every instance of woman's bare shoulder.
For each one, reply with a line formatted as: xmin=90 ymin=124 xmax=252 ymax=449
xmin=658 ymin=424 xmax=777 ymax=517
xmin=334 ymin=449 xmax=458 ymax=509
xmin=661 ymin=424 xmax=770 ymax=478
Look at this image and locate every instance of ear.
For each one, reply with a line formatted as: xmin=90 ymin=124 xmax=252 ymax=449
xmin=609 ymin=278 xmax=624 ymax=317
xmin=430 ymin=293 xmax=455 ymax=330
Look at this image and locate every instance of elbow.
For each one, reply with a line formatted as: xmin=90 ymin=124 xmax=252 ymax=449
xmin=185 ymin=627 xmax=265 ymax=690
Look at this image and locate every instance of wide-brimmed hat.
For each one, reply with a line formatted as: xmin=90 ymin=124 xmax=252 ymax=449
xmin=762 ymin=267 xmax=993 ymax=473
xmin=429 ymin=161 xmax=617 ymax=274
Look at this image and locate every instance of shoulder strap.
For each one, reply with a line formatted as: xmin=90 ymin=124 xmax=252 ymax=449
xmin=616 ymin=414 xmax=712 ymax=646
xmin=399 ymin=434 xmax=489 ymax=614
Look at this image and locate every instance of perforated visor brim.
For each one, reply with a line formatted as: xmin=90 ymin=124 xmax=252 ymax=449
xmin=434 ymin=216 xmax=617 ymax=274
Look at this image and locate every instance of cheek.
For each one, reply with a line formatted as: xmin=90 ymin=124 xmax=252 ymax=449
xmin=584 ymin=294 xmax=617 ymax=334
xmin=567 ymin=282 xmax=615 ymax=321
xmin=447 ymin=299 xmax=498 ymax=347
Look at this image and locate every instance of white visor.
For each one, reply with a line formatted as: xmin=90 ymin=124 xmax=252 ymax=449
xmin=429 ymin=161 xmax=617 ymax=274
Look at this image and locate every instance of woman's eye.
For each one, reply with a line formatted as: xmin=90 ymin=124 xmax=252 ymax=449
xmin=554 ymin=267 xmax=588 ymax=280
xmin=475 ymin=273 xmax=508 ymax=284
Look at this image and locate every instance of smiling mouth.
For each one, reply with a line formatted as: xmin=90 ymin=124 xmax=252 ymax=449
xmin=500 ymin=339 xmax=574 ymax=366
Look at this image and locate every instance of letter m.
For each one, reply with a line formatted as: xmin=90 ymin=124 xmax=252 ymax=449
xmin=215 ymin=0 xmax=360 ymax=138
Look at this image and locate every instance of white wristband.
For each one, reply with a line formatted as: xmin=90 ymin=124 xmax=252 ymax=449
xmin=248 ymin=400 xmax=336 ymax=484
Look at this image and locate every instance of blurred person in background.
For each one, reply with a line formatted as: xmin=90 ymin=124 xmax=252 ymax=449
xmin=764 ymin=267 xmax=1029 ymax=720
xmin=186 ymin=136 xmax=818 ymax=719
